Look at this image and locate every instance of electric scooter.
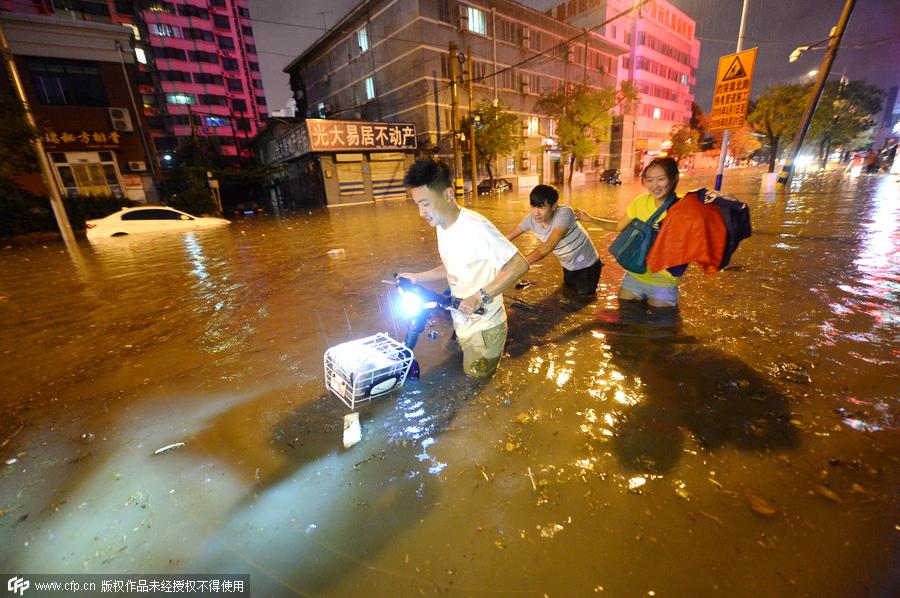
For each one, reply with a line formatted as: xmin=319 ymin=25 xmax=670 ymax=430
xmin=383 ymin=276 xmax=484 ymax=379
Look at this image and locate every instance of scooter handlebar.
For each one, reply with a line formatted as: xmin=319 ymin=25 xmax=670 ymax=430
xmin=393 ymin=276 xmax=485 ymax=315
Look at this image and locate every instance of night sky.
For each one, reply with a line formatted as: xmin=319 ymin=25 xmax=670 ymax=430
xmin=249 ymin=0 xmax=900 ymax=117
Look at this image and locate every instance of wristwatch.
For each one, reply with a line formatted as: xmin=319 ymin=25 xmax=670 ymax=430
xmin=479 ymin=288 xmax=491 ymax=304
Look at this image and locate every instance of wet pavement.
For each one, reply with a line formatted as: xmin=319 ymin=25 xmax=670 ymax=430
xmin=1 ymin=167 xmax=898 ymax=597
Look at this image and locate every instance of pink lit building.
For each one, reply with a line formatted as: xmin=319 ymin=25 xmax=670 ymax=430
xmin=0 ymin=0 xmax=267 ymax=163
xmin=536 ymin=0 xmax=700 ymax=172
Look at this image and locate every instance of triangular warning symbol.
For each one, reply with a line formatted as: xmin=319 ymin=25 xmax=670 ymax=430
xmin=722 ymin=56 xmax=747 ymax=81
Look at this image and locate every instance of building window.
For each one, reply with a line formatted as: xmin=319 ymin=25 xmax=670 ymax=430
xmin=357 ymin=26 xmax=369 ymax=53
xmin=217 ymin=35 xmax=235 ymax=50
xmin=150 ymin=23 xmax=180 ymax=37
xmin=151 ymin=46 xmax=187 ymax=61
xmin=50 ymin=151 xmax=122 ymax=198
xmin=178 ymin=4 xmax=208 ymax=19
xmin=527 ymin=116 xmax=539 ymax=136
xmin=27 ymin=58 xmax=109 ymax=106
xmin=193 ymin=73 xmax=224 ymax=85
xmin=467 ymin=6 xmax=487 ymax=35
xmin=222 ymin=58 xmax=239 ymax=71
xmin=134 ymin=48 xmax=147 ymax=64
xmin=226 ymin=78 xmax=243 ymax=92
xmin=187 ymin=51 xmax=218 ymax=64
xmin=438 ymin=0 xmax=450 ymax=23
xmin=213 ymin=14 xmax=230 ymax=29
xmin=364 ymin=77 xmax=375 ymax=101
xmin=652 ymin=107 xmax=661 ymax=119
xmin=203 ymin=115 xmax=229 ymax=128
xmin=231 ymin=98 xmax=247 ymax=112
xmin=198 ymin=94 xmax=228 ymax=106
xmin=166 ymin=93 xmax=195 ymax=105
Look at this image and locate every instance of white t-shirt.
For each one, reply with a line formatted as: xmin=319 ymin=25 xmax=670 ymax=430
xmin=436 ymin=208 xmax=519 ymax=338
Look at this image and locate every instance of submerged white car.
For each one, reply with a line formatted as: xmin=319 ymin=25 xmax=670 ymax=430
xmin=85 ymin=206 xmax=230 ymax=239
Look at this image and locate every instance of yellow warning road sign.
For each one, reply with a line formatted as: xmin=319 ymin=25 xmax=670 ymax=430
xmin=709 ymin=47 xmax=758 ymax=131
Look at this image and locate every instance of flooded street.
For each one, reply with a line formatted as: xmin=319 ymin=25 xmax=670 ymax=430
xmin=1 ymin=168 xmax=898 ymax=597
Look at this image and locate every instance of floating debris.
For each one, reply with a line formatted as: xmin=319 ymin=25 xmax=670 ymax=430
xmin=327 ymin=248 xmax=346 ymax=258
xmin=342 ymin=412 xmax=361 ymax=448
xmin=745 ymin=492 xmax=777 ymax=516
xmin=153 ymin=442 xmax=185 ymax=455
xmin=813 ymin=485 xmax=843 ymax=504
xmin=538 ymin=523 xmax=564 ymax=538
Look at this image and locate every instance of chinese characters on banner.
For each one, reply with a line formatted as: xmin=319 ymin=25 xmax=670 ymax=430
xmin=42 ymin=129 xmax=121 ymax=148
xmin=305 ymin=119 xmax=417 ymax=152
xmin=708 ymin=47 xmax=758 ymax=132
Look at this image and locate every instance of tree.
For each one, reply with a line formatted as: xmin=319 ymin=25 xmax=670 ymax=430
xmin=728 ymin=125 xmax=762 ymax=162
xmin=747 ymin=84 xmax=808 ymax=172
xmin=668 ymin=124 xmax=699 ymax=164
xmin=460 ymin=100 xmax=521 ymax=185
xmin=0 ymin=92 xmax=39 ymax=199
xmin=537 ymin=82 xmax=637 ymax=185
xmin=690 ymin=101 xmax=716 ymax=150
xmin=807 ymin=80 xmax=884 ymax=168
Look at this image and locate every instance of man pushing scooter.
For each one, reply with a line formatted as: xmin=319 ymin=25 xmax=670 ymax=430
xmin=396 ymin=159 xmax=528 ymax=378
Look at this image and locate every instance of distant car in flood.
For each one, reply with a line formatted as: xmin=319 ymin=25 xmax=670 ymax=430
xmin=85 ymin=206 xmax=230 ymax=240
xmin=599 ymin=169 xmax=622 ymax=185
xmin=476 ymin=178 xmax=513 ymax=195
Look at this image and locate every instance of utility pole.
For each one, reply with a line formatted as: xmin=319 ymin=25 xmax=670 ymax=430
xmin=713 ymin=0 xmax=750 ymax=192
xmin=0 ymin=21 xmax=75 ymax=245
xmin=448 ymin=41 xmax=464 ymax=201
xmin=777 ymin=0 xmax=856 ymax=187
xmin=466 ymin=46 xmax=477 ymax=192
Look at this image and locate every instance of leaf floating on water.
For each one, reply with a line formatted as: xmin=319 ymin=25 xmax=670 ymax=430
xmin=813 ymin=485 xmax=844 ymax=504
xmin=745 ymin=492 xmax=777 ymax=516
xmin=515 ymin=412 xmax=532 ymax=424
xmin=707 ymin=477 xmax=723 ymax=490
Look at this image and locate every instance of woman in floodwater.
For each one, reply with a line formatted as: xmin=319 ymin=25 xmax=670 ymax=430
xmin=576 ymin=157 xmax=682 ymax=308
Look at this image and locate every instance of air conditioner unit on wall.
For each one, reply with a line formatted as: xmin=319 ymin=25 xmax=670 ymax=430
xmin=458 ymin=4 xmax=468 ymax=31
xmin=128 ymin=161 xmax=147 ymax=172
xmin=521 ymin=27 xmax=530 ymax=50
xmin=108 ymin=107 xmax=134 ymax=132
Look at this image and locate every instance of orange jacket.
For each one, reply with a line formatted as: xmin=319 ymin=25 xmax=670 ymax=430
xmin=646 ymin=192 xmax=726 ymax=274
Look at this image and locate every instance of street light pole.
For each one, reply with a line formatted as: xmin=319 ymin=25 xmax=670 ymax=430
xmin=448 ymin=41 xmax=464 ymax=201
xmin=713 ymin=0 xmax=749 ymax=192
xmin=467 ymin=46 xmax=477 ymax=193
xmin=777 ymin=0 xmax=856 ymax=187
xmin=0 ymin=21 xmax=76 ymax=245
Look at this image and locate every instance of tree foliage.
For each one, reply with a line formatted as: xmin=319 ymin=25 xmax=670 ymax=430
xmin=807 ymin=80 xmax=884 ymax=166
xmin=728 ymin=125 xmax=762 ymax=161
xmin=667 ymin=124 xmax=699 ymax=164
xmin=460 ymin=100 xmax=521 ymax=184
xmin=0 ymin=92 xmax=39 ymax=199
xmin=747 ymin=83 xmax=807 ymax=172
xmin=537 ymin=82 xmax=637 ymax=185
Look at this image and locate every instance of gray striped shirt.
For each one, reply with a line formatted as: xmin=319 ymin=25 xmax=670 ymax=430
xmin=517 ymin=205 xmax=599 ymax=271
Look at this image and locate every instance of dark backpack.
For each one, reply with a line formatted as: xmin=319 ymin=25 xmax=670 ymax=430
xmin=694 ymin=188 xmax=752 ymax=270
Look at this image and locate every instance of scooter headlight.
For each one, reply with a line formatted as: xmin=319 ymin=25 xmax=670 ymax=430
xmin=400 ymin=291 xmax=424 ymax=317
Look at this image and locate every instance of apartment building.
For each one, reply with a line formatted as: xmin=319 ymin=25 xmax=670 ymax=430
xmin=1 ymin=0 xmax=267 ymax=163
xmin=278 ymin=0 xmax=624 ymax=199
xmin=540 ymin=0 xmax=700 ymax=171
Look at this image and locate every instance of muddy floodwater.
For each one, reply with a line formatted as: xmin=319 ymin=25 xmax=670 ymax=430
xmin=1 ymin=168 xmax=898 ymax=597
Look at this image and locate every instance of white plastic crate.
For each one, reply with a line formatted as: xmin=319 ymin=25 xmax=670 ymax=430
xmin=324 ymin=333 xmax=414 ymax=410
